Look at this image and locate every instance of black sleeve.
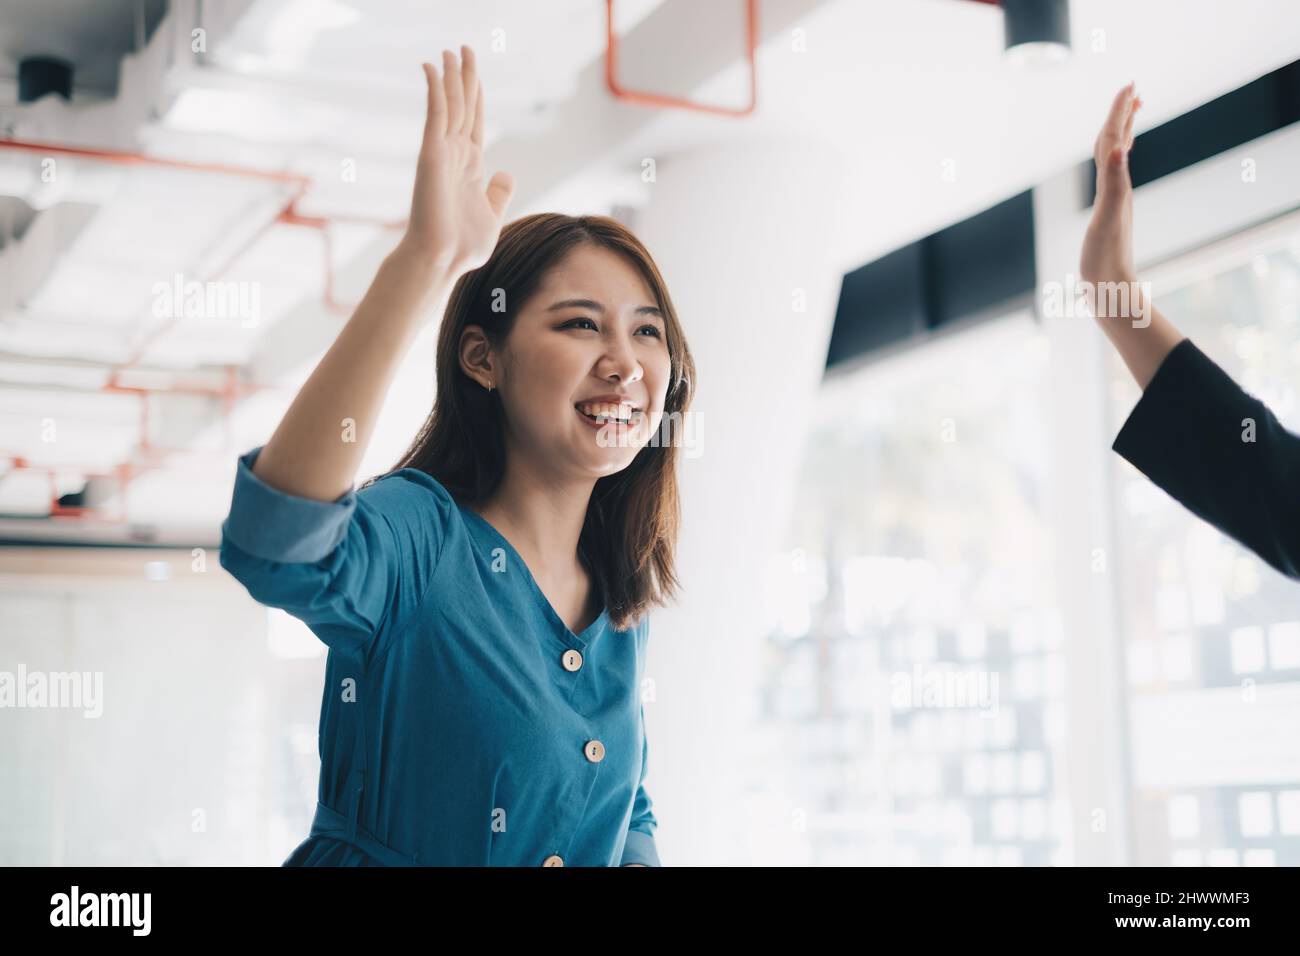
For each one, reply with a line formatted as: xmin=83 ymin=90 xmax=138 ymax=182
xmin=1111 ymin=337 xmax=1300 ymax=579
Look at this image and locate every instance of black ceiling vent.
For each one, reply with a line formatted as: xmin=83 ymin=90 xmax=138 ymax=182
xmin=17 ymin=55 xmax=73 ymax=103
xmin=825 ymin=190 xmax=1036 ymax=372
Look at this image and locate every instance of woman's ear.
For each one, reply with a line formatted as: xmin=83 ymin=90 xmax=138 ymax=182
xmin=458 ymin=323 xmax=495 ymax=389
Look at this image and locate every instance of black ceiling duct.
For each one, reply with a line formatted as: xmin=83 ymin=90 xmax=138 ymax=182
xmin=18 ymin=55 xmax=74 ymax=103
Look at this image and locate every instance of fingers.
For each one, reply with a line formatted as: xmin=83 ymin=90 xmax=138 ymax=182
xmin=423 ymin=46 xmax=481 ymax=145
xmin=422 ymin=61 xmax=447 ymax=144
xmin=1107 ymin=82 xmax=1135 ymax=139
xmin=1123 ymin=96 xmax=1142 ymax=151
xmin=1096 ymin=81 xmax=1136 ymax=164
xmin=460 ymin=45 xmax=478 ymax=139
xmin=443 ymin=49 xmax=464 ymax=136
xmin=471 ymin=77 xmax=484 ymax=147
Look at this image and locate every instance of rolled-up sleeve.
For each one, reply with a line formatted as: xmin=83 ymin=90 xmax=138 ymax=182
xmin=1112 ymin=338 xmax=1300 ymax=579
xmin=620 ymin=703 xmax=661 ymax=867
xmin=218 ymin=445 xmax=453 ymax=659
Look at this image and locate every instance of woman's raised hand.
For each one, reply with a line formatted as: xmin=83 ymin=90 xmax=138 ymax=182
xmin=1079 ymin=84 xmax=1184 ymax=389
xmin=1080 ymin=83 xmax=1143 ymax=288
xmin=401 ymin=46 xmax=516 ymax=278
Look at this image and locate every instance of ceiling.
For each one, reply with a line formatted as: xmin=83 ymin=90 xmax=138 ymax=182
xmin=0 ymin=0 xmax=1298 ymax=545
xmin=0 ymin=0 xmax=167 ymax=96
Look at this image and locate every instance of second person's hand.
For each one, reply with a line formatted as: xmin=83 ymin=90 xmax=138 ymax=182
xmin=1079 ymin=83 xmax=1186 ymax=389
xmin=1080 ymin=82 xmax=1142 ymax=290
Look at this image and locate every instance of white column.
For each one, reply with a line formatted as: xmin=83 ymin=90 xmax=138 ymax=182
xmin=632 ymin=139 xmax=854 ymax=865
xmin=1034 ymin=169 xmax=1132 ymax=865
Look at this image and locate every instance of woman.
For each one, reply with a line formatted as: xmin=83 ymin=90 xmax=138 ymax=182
xmin=219 ymin=46 xmax=696 ymax=865
xmin=1083 ymin=83 xmax=1300 ymax=579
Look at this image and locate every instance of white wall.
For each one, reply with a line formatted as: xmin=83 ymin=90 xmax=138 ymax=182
xmin=0 ymin=547 xmax=327 ymax=865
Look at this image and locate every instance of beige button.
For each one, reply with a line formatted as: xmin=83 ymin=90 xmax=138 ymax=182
xmin=584 ymin=739 xmax=605 ymax=762
xmin=562 ymin=649 xmax=583 ymax=672
xmin=542 ymin=854 xmax=564 ymax=866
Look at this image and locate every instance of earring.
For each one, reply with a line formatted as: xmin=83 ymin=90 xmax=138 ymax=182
xmin=487 ymin=378 xmax=493 ymax=393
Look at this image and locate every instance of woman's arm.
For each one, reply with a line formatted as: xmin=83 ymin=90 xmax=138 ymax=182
xmin=252 ymin=46 xmax=515 ymax=502
xmin=219 ymin=47 xmax=514 ymax=658
xmin=1084 ymin=84 xmax=1300 ymax=579
xmin=1109 ymin=339 xmax=1300 ymax=579
xmin=1079 ymin=83 xmax=1185 ymax=389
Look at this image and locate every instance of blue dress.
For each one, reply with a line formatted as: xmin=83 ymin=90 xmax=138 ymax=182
xmin=218 ymin=445 xmax=660 ymax=866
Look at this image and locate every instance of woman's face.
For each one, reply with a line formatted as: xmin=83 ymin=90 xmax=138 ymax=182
xmin=496 ymin=243 xmax=671 ymax=480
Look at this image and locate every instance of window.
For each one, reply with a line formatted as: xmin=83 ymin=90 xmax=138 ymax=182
xmin=1107 ymin=220 xmax=1300 ymax=866
xmin=758 ymin=312 xmax=1071 ymax=865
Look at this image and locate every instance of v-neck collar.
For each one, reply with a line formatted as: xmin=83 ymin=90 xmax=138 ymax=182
xmin=458 ymin=504 xmax=609 ymax=647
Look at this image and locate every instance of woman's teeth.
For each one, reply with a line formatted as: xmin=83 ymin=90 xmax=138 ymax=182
xmin=576 ymin=402 xmax=636 ymax=424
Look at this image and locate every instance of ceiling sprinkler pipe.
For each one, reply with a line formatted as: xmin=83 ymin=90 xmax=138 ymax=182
xmin=605 ymin=0 xmax=759 ymax=117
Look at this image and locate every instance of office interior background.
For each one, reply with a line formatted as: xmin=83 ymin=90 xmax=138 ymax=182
xmin=2 ymin=0 xmax=1300 ymax=866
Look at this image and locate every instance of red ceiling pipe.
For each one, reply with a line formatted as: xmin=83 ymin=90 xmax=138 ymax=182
xmin=0 ymin=137 xmax=409 ymax=329
xmin=0 ymin=137 xmax=310 ymax=184
xmin=276 ymin=207 xmax=407 ymax=316
xmin=0 ymin=138 xmax=401 ymax=521
xmin=605 ymin=0 xmax=759 ymax=117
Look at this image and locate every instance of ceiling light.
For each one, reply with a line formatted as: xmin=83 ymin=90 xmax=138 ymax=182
xmin=1001 ymin=0 xmax=1070 ymax=66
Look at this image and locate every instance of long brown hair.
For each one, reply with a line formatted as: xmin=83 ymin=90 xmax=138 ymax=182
xmin=369 ymin=213 xmax=696 ymax=632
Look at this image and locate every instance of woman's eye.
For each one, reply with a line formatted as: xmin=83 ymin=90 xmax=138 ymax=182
xmin=562 ymin=318 xmax=662 ymax=339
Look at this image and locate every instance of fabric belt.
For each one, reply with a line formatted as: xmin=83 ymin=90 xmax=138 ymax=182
xmin=304 ymin=664 xmax=422 ymax=866
xmin=308 ymin=798 xmax=422 ymax=866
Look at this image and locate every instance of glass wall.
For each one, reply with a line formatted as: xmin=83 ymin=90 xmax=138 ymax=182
xmin=1107 ymin=229 xmax=1300 ymax=866
xmin=759 ymin=218 xmax=1300 ymax=867
xmin=759 ymin=314 xmax=1073 ymax=865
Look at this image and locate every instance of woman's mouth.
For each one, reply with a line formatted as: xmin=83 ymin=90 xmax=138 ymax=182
xmin=574 ymin=404 xmax=641 ymax=430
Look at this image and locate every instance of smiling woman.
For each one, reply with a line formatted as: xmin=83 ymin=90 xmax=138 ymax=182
xmin=393 ymin=215 xmax=696 ymax=630
xmin=217 ymin=45 xmax=696 ymax=867
xmin=427 ymin=225 xmax=689 ymax=568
